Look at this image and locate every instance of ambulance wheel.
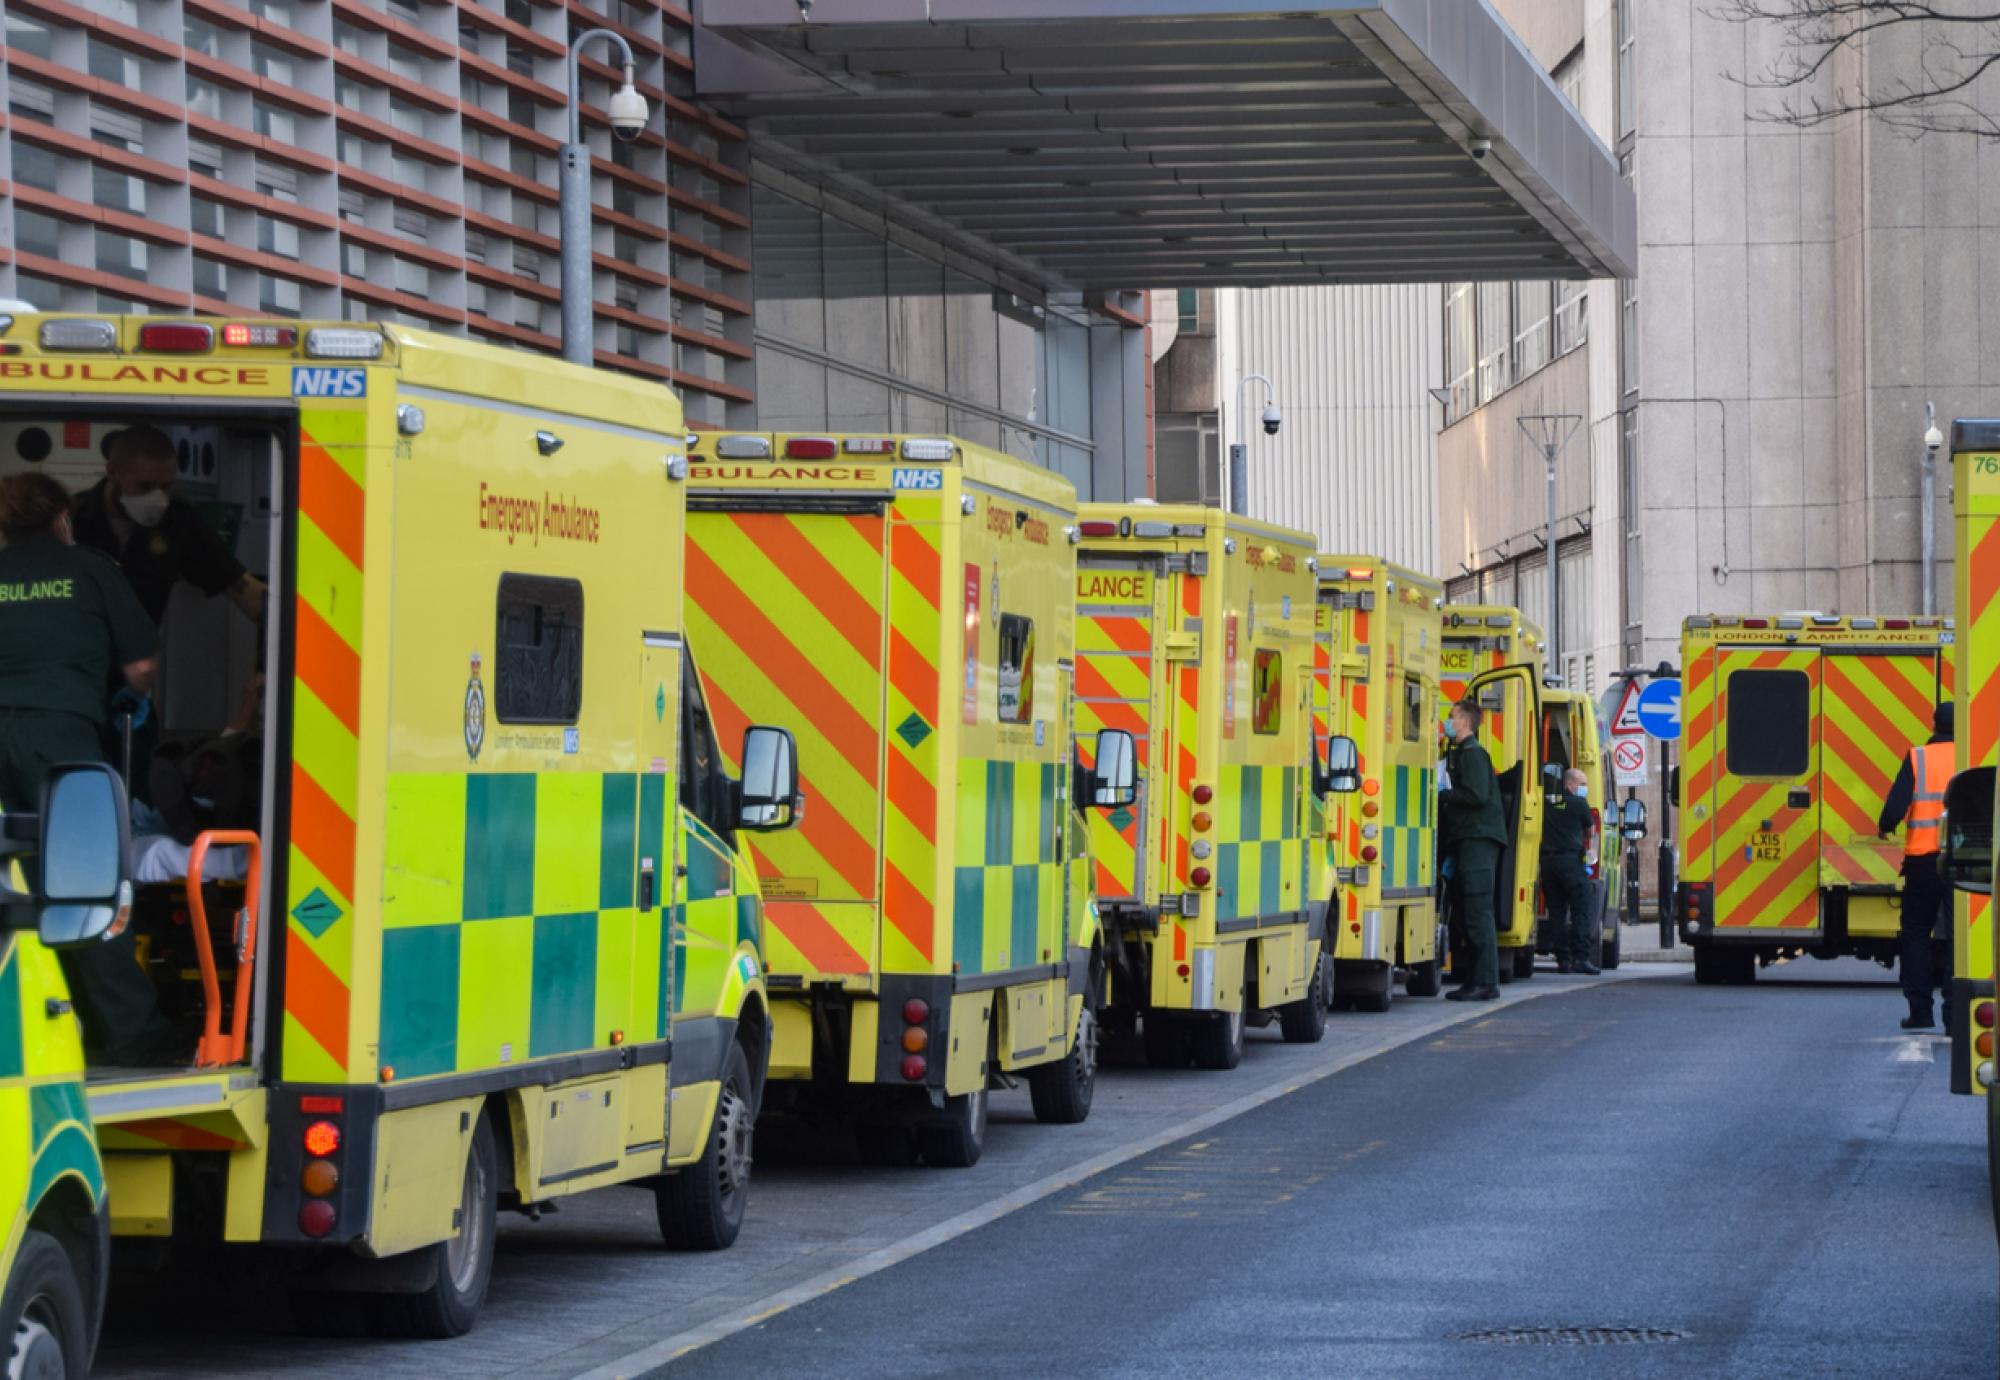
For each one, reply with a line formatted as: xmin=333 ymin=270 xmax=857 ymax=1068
xmin=657 ymin=1041 xmax=755 ymax=1250
xmin=1029 ymin=1001 xmax=1099 ymax=1124
xmin=917 ymin=1088 xmax=988 ymax=1169
xmin=1692 ymin=941 xmax=1724 ymax=984
xmin=1189 ymin=1003 xmax=1246 ymax=1070
xmin=1512 ymin=946 xmax=1536 ymax=981
xmin=1352 ymin=962 xmax=1393 ymax=1015
xmin=1407 ymin=923 xmax=1445 ymax=998
xmin=1142 ymin=1013 xmax=1192 ymax=1068
xmin=2 ymin=1229 xmax=89 ymax=1380
xmin=371 ymin=1112 xmax=496 ymax=1339
xmin=1601 ymin=925 xmax=1622 ymax=971
xmin=1278 ymin=956 xmax=1330 ymax=1043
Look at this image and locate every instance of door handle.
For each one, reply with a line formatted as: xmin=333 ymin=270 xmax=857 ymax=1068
xmin=45 ymin=998 xmax=72 ymax=1018
xmin=1787 ymin=789 xmax=1812 ymax=809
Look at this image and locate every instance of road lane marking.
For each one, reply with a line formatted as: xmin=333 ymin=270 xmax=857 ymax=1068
xmin=571 ymin=968 xmax=1683 ymax=1380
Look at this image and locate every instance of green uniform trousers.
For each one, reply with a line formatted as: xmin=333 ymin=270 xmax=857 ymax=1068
xmin=1542 ymin=853 xmax=1595 ymax=966
xmin=0 ymin=709 xmax=177 ymax=1066
xmin=1450 ymin=838 xmax=1503 ymax=989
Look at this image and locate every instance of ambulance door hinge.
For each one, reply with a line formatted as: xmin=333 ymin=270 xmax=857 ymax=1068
xmin=1164 ymin=632 xmax=1201 ymax=663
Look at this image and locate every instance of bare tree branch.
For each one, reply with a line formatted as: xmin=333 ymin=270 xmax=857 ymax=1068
xmin=1712 ymin=0 xmax=2000 ymax=138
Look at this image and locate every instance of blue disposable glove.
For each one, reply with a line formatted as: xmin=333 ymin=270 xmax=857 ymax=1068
xmin=110 ymin=687 xmax=151 ymax=730
xmin=1440 ymin=856 xmax=1455 ymax=881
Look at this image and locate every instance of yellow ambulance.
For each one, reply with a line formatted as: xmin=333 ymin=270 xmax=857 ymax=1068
xmin=2 ymin=780 xmax=117 ymax=1378
xmin=682 ymin=434 xmax=1134 ymax=1168
xmin=1440 ymin=606 xmax=1548 ymax=981
xmin=1313 ymin=558 xmax=1446 ymax=1009
xmin=1677 ymin=613 xmax=1950 ymax=985
xmin=0 ymin=313 xmax=798 ymax=1340
xmin=1075 ymin=504 xmax=1335 ymax=1069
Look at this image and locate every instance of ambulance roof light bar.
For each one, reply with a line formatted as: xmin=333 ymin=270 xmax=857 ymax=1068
xmin=221 ymin=323 xmax=296 ymax=347
xmin=137 ymin=322 xmax=214 ymax=353
xmin=39 ymin=319 xmax=117 ymax=352
xmin=900 ymin=438 xmax=955 ymax=462
xmin=713 ymin=435 xmax=772 ymax=459
xmin=304 ymin=328 xmax=383 ymax=359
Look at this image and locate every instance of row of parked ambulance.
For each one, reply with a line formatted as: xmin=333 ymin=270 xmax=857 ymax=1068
xmin=0 ymin=318 xmax=1631 ymax=1375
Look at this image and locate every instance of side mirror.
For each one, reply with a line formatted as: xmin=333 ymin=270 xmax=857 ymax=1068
xmin=1088 ymin=728 xmax=1138 ymax=809
xmin=1323 ymin=735 xmax=1361 ymax=795
xmin=36 ymin=763 xmax=133 ymax=947
xmin=737 ymin=725 xmax=804 ymax=832
xmin=1944 ymin=766 xmax=1995 ymax=896
xmin=1668 ymin=764 xmax=1681 ymax=799
xmin=1620 ymin=798 xmax=1649 ymax=841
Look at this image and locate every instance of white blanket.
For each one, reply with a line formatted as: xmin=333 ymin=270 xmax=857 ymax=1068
xmin=129 ymin=803 xmax=249 ymax=886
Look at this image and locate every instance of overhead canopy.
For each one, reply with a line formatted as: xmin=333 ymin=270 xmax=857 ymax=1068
xmin=693 ymin=1 xmax=1636 ymax=291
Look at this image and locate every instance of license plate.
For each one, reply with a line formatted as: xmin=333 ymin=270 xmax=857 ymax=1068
xmin=1749 ymin=830 xmax=1783 ymax=861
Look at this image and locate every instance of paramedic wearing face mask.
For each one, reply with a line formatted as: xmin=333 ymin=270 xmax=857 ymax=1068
xmin=72 ymin=423 xmax=266 ymax=627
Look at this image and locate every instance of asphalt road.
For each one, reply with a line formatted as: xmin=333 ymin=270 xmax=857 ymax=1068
xmin=660 ymin=959 xmax=1998 ymax=1379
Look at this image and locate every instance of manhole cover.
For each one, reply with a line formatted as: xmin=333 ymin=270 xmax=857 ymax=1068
xmin=1459 ymin=1326 xmax=1689 ymax=1346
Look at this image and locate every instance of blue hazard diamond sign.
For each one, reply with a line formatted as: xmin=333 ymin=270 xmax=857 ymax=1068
xmin=292 ymin=887 xmax=343 ymax=938
xmin=897 ymin=712 xmax=933 ymax=749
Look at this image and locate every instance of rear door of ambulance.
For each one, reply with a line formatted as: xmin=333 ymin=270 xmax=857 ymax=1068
xmin=1468 ymin=663 xmax=1542 ymax=938
xmin=1819 ymin=644 xmax=1945 ymax=929
xmin=686 ymin=494 xmax=890 ymax=984
xmin=1076 ymin=557 xmax=1170 ymax=909
xmin=1706 ymin=647 xmax=1824 ymax=935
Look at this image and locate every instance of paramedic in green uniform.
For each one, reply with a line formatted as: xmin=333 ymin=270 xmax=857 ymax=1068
xmin=0 ymin=471 xmax=178 ymax=1065
xmin=1440 ymin=698 xmax=1506 ymax=1001
xmin=1543 ymin=767 xmax=1599 ymax=975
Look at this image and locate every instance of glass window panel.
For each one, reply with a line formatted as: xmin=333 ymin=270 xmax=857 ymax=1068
xmin=12 ymin=142 xmax=59 ymax=192
xmin=5 ymin=13 xmax=52 ymax=59
xmin=1047 ymin=316 xmax=1092 ymax=440
xmin=944 ymin=271 xmax=999 ymax=410
xmin=823 ymin=215 xmax=888 ymax=374
xmin=87 ymin=39 xmax=142 ymax=89
xmin=92 ymin=167 xmax=146 ymax=215
xmin=13 ymin=209 xmax=64 ymax=260
xmin=260 ymin=273 xmax=301 ymax=317
xmin=193 ymin=256 xmax=229 ymax=300
xmin=751 ymin=186 xmax=826 ymax=351
xmin=93 ymin=228 xmax=148 ymax=281
xmin=756 ymin=350 xmax=829 ymax=433
xmin=996 ymin=310 xmax=1041 ymax=431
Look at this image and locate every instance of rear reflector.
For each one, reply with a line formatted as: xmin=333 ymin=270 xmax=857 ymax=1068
xmin=222 ymin=323 xmax=297 ymax=347
xmin=40 ymin=319 xmax=117 ymax=351
xmin=783 ymin=436 xmax=838 ymax=459
xmin=1078 ymin=520 xmax=1120 ymax=538
xmin=1742 ymin=618 xmax=1769 ymax=629
xmin=298 ymin=1200 xmax=336 ymax=1238
xmin=299 ymin=1094 xmax=345 ymax=1115
xmin=713 ymin=435 xmax=771 ymax=459
xmin=1883 ymin=618 xmax=1911 ymax=630
xmin=138 ymin=322 xmax=215 ymax=352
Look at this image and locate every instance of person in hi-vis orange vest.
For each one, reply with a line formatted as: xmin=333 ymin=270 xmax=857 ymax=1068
xmin=1879 ymin=700 xmax=1955 ymax=1031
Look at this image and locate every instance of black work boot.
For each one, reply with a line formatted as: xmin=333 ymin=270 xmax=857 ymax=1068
xmin=1901 ymin=1000 xmax=1936 ymax=1031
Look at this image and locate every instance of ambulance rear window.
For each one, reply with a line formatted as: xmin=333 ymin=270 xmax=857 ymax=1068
xmin=1725 ymin=669 xmax=1810 ymax=777
xmin=495 ymin=574 xmax=583 ymax=724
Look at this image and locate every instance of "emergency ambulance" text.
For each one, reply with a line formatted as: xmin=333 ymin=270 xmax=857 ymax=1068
xmin=478 ymin=483 xmax=602 ymax=546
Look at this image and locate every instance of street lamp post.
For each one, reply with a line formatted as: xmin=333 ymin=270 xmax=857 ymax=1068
xmin=1229 ymin=372 xmax=1281 ymax=515
xmin=1516 ymin=414 xmax=1583 ymax=675
xmin=561 ymin=30 xmax=650 ymax=368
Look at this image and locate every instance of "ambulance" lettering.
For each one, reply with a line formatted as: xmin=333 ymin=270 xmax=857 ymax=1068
xmin=1078 ymin=571 xmax=1151 ymax=602
xmin=0 ymin=361 xmax=268 ymax=386
xmin=689 ymin=464 xmax=881 ymax=482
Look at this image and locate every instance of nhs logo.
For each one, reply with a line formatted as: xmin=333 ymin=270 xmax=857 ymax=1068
xmin=292 ymin=366 xmax=367 ymax=398
xmin=892 ymin=468 xmax=943 ymax=490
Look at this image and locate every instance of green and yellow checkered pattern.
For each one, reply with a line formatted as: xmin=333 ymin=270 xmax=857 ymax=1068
xmin=1212 ymin=765 xmax=1305 ymax=922
xmin=378 ymin=771 xmax=674 ymax=1079
xmin=951 ymin=760 xmax=1064 ymax=975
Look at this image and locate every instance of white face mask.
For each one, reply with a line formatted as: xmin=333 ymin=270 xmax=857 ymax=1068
xmin=120 ymin=488 xmax=170 ymax=528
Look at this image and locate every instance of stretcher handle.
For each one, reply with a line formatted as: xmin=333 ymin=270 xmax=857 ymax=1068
xmin=186 ymin=830 xmax=264 ymax=1069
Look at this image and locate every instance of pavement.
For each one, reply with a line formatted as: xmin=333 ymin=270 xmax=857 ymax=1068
xmin=95 ymin=959 xmax=1683 ymax=1379
xmin=663 ymin=958 xmax=1998 ymax=1380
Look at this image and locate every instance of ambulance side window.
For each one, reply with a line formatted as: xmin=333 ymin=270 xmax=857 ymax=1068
xmin=1726 ymin=669 xmax=1811 ymax=777
xmin=997 ymin=613 xmax=1034 ymax=724
xmin=679 ymin=659 xmax=733 ymax=841
xmin=494 ymin=574 xmax=583 ymax=724
xmin=1402 ymin=676 xmax=1423 ymax=743
xmin=1252 ymin=649 xmax=1282 ymax=735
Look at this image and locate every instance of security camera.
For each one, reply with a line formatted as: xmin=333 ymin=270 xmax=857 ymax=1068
xmin=1469 ymin=137 xmax=1493 ymax=161
xmin=1261 ymin=403 xmax=1282 ymax=437
xmin=1925 ymin=424 xmax=1945 ymax=452
xmin=608 ymin=71 xmax=648 ymax=142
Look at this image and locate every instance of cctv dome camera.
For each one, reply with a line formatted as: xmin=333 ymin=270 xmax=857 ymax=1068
xmin=1261 ymin=403 xmax=1282 ymax=437
xmin=1469 ymin=137 xmax=1493 ymax=161
xmin=608 ymin=79 xmax=649 ymax=143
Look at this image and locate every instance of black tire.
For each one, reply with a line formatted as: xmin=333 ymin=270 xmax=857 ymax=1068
xmin=1142 ymin=1012 xmax=1190 ymax=1068
xmin=1602 ymin=923 xmax=1622 ymax=971
xmin=1512 ymin=945 xmax=1536 ymax=980
xmin=1277 ymin=954 xmax=1329 ymax=1043
xmin=917 ymin=1088 xmax=987 ymax=1169
xmin=371 ymin=1112 xmax=497 ymax=1339
xmin=1692 ymin=940 xmax=1725 ymax=985
xmin=657 ymin=1041 xmax=755 ymax=1250
xmin=1188 ymin=990 xmax=1246 ymax=1070
xmin=1029 ymin=1000 xmax=1099 ymax=1124
xmin=2 ymin=1229 xmax=90 ymax=1380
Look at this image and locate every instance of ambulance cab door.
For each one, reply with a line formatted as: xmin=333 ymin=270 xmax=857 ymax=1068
xmin=632 ymin=631 xmax=682 ymax=1151
xmin=1709 ymin=646 xmax=1823 ymax=934
xmin=1467 ymin=664 xmax=1541 ymax=940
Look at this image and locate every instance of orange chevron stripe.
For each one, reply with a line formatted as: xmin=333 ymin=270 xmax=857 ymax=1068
xmin=702 ymin=668 xmax=878 ymax=899
xmin=284 ymin=923 xmax=350 ymax=1070
xmin=294 ymin=600 xmax=360 ymax=735
xmin=890 ymin=519 xmax=940 ymax=610
xmin=1182 ymin=573 xmax=1201 ymax=619
xmin=732 ymin=511 xmax=884 ymax=670
xmin=768 ymin=901 xmax=869 ymax=975
xmin=887 ymin=627 xmax=939 ymax=727
xmin=881 ymin=859 xmax=933 ymax=963
xmin=290 ymin=763 xmax=354 ymax=900
xmin=1722 ymin=831 xmax=1819 ymax=927
xmin=1820 ymin=774 xmax=1876 ymax=841
xmin=1828 ymin=665 xmax=1920 ymax=758
xmin=687 ymin=542 xmax=880 ymax=786
xmin=110 ymin=1120 xmax=247 ymax=1152
xmin=298 ymin=438 xmax=364 ymax=568
xmin=885 ymin=748 xmax=936 ymax=849
xmin=1087 ymin=614 xmax=1153 ymax=655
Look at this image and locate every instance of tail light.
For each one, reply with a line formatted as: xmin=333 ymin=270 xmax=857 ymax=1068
xmin=1361 ymin=801 xmax=1379 ymax=818
xmin=298 ymin=1200 xmax=336 ymax=1238
xmin=1192 ymin=784 xmax=1214 ymax=805
xmin=221 ymin=323 xmax=297 ymax=347
xmin=1974 ymin=1000 xmax=1995 ymax=1030
xmin=1190 ymin=866 xmax=1213 ymax=888
xmin=903 ymin=997 xmax=930 ymax=1025
xmin=901 ymin=1027 xmax=928 ymax=1054
xmin=1360 ymin=845 xmax=1378 ymax=863
xmin=303 ymin=1120 xmax=342 ymax=1157
xmin=900 ymin=1054 xmax=927 ymax=1081
xmin=783 ymin=436 xmax=838 ymax=459
xmin=1192 ymin=811 xmax=1212 ymax=832
xmin=137 ymin=322 xmax=214 ymax=352
xmin=1361 ymin=779 xmax=1380 ymax=797
xmin=1078 ymin=519 xmax=1120 ymax=538
xmin=1979 ymin=1032 xmax=1995 ymax=1060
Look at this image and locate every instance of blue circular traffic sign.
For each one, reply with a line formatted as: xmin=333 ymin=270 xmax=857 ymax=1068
xmin=1636 ymin=678 xmax=1682 ymax=741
